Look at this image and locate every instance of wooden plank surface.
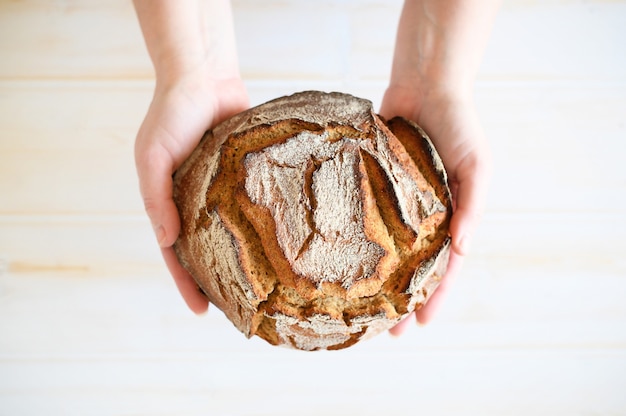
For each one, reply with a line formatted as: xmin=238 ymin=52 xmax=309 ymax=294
xmin=1 ymin=350 xmax=624 ymax=415
xmin=1 ymin=267 xmax=625 ymax=414
xmin=0 ymin=81 xmax=149 ymax=215
xmin=2 ymin=82 xmax=625 ymax=215
xmin=0 ymin=0 xmax=152 ymax=80
xmin=1 ymin=0 xmax=625 ymax=415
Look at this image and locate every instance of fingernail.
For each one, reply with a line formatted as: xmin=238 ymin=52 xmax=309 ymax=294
xmin=458 ymin=234 xmax=471 ymax=255
xmin=154 ymin=225 xmax=167 ymax=247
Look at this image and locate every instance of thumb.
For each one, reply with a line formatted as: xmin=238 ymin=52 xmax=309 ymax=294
xmin=135 ymin=142 xmax=181 ymax=248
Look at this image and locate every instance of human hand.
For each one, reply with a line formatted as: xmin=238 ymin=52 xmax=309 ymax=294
xmin=135 ymin=74 xmax=249 ymax=313
xmin=380 ymin=84 xmax=491 ymax=334
xmin=132 ymin=0 xmax=249 ymax=313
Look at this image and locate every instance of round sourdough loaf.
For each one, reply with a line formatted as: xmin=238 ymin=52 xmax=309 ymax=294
xmin=173 ymin=91 xmax=451 ymax=350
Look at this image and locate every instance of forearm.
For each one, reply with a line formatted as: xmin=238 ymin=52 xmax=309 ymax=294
xmin=133 ymin=0 xmax=239 ymax=86
xmin=390 ymin=0 xmax=500 ymax=97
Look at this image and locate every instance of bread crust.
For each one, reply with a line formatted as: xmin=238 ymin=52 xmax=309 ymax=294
xmin=173 ymin=91 xmax=451 ymax=350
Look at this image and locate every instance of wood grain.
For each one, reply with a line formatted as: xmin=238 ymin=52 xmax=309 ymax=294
xmin=1 ymin=0 xmax=625 ymax=414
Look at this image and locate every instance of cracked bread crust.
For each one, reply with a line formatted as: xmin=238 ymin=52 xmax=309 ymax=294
xmin=173 ymin=91 xmax=451 ymax=351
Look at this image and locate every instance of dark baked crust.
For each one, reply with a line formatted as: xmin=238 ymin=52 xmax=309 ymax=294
xmin=173 ymin=91 xmax=451 ymax=350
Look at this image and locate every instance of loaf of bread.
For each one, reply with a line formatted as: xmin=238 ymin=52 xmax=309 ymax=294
xmin=173 ymin=91 xmax=451 ymax=351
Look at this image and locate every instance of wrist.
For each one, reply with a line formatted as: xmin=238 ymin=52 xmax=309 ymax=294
xmin=389 ymin=0 xmax=500 ymax=105
xmin=390 ymin=65 xmax=475 ymax=105
xmin=134 ymin=0 xmax=240 ymax=91
xmin=385 ymin=73 xmax=475 ymax=123
xmin=152 ymin=55 xmax=212 ymax=96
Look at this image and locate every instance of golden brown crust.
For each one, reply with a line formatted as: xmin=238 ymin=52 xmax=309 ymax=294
xmin=173 ymin=91 xmax=451 ymax=351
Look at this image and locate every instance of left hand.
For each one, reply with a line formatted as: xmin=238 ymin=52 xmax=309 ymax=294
xmin=380 ymin=83 xmax=491 ymax=333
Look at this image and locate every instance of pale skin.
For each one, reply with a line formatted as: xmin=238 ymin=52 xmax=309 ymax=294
xmin=133 ymin=0 xmax=500 ymax=332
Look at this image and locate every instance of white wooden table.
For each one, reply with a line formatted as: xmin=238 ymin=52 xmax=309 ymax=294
xmin=1 ymin=1 xmax=625 ymax=414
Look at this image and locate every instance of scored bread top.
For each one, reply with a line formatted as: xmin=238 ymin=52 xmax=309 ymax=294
xmin=214 ymin=91 xmax=374 ymax=139
xmin=173 ymin=91 xmax=451 ymax=350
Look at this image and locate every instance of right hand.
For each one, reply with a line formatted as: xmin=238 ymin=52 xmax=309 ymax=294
xmin=135 ymin=71 xmax=249 ymax=313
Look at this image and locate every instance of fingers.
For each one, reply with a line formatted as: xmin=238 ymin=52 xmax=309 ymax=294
xmin=135 ymin=140 xmax=181 ymax=248
xmin=389 ymin=312 xmax=415 ymax=337
xmin=135 ymin=126 xmax=210 ymax=314
xmin=388 ymin=251 xmax=463 ymax=336
xmin=133 ymin=77 xmax=250 ymax=316
xmin=415 ymin=251 xmax=462 ymax=325
xmin=448 ymin=147 xmax=491 ymax=257
xmin=162 ymin=247 xmax=209 ymax=314
xmin=134 ymin=121 xmax=209 ymax=314
xmin=408 ymin=143 xmax=489 ymax=327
